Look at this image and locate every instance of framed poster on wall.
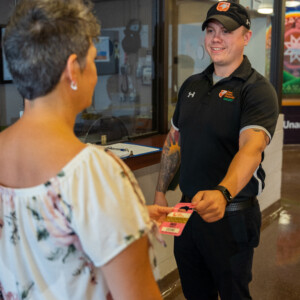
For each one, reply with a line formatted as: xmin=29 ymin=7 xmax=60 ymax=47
xmin=282 ymin=6 xmax=300 ymax=144
xmin=283 ymin=9 xmax=300 ymax=96
xmin=94 ymin=30 xmax=119 ymax=75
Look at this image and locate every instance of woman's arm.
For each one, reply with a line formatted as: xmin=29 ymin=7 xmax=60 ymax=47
xmin=102 ymin=235 xmax=162 ymax=300
xmin=147 ymin=205 xmax=173 ymax=225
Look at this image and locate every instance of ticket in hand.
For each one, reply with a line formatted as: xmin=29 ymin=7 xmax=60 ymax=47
xmin=159 ymin=203 xmax=194 ymax=236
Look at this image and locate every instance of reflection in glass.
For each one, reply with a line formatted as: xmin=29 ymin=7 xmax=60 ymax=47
xmin=74 ymin=0 xmax=157 ymax=144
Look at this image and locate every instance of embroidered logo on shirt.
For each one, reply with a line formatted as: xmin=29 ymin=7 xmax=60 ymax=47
xmin=219 ymin=90 xmax=227 ymax=97
xmin=187 ymin=91 xmax=195 ymax=98
xmin=217 ymin=2 xmax=231 ymax=12
xmin=219 ymin=90 xmax=235 ymax=102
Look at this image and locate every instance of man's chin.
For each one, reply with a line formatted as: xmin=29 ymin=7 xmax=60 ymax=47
xmin=211 ymin=59 xmax=226 ymax=66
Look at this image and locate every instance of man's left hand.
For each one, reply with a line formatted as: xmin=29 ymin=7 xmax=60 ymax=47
xmin=192 ymin=190 xmax=227 ymax=223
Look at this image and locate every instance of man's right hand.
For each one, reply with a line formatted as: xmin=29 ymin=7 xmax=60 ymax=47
xmin=154 ymin=191 xmax=168 ymax=207
xmin=192 ymin=190 xmax=227 ymax=222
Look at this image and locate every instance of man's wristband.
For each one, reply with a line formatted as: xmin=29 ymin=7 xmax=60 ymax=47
xmin=213 ymin=185 xmax=233 ymax=205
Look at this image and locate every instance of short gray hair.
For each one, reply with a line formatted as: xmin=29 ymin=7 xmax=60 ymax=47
xmin=4 ymin=0 xmax=100 ymax=100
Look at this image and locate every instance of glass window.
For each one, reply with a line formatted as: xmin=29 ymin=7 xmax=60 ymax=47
xmin=0 ymin=26 xmax=23 ymax=132
xmin=0 ymin=1 xmax=159 ymax=143
xmin=75 ymin=0 xmax=158 ymax=144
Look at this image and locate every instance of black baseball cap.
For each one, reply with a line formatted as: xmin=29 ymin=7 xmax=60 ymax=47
xmin=202 ymin=1 xmax=251 ymax=32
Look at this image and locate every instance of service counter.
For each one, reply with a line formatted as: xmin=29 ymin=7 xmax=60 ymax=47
xmin=123 ymin=134 xmax=166 ymax=171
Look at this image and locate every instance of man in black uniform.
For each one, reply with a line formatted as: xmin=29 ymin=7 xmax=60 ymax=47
xmin=154 ymin=1 xmax=279 ymax=299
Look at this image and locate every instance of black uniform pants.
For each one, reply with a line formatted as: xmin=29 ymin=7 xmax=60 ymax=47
xmin=174 ymin=202 xmax=261 ymax=300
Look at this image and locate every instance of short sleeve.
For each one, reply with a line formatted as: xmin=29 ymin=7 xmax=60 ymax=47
xmin=64 ymin=146 xmax=152 ymax=267
xmin=240 ymin=79 xmax=279 ymax=139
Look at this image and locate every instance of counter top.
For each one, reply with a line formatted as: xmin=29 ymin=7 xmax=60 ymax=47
xmin=123 ymin=134 xmax=166 ymax=170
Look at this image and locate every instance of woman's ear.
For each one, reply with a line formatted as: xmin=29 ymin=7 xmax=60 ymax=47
xmin=62 ymin=54 xmax=79 ymax=84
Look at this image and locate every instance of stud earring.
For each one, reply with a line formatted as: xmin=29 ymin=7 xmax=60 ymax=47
xmin=70 ymin=81 xmax=78 ymax=91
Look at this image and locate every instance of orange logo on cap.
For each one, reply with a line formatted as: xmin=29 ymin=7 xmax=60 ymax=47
xmin=216 ymin=2 xmax=231 ymax=12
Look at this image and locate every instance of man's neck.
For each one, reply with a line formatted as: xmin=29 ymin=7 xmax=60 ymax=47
xmin=213 ymin=56 xmax=244 ymax=77
xmin=213 ymin=73 xmax=225 ymax=85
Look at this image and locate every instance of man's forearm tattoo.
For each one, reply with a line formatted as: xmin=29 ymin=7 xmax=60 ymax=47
xmin=156 ymin=130 xmax=181 ymax=193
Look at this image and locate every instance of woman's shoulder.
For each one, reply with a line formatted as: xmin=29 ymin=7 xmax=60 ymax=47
xmin=59 ymin=143 xmax=134 ymax=189
xmin=61 ymin=144 xmax=143 ymax=203
xmin=63 ymin=143 xmax=123 ymax=173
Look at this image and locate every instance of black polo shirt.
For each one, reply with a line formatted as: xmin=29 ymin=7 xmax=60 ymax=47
xmin=172 ymin=56 xmax=279 ymax=201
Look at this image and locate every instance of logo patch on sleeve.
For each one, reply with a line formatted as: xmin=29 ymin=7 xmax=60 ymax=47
xmin=219 ymin=89 xmax=235 ymax=102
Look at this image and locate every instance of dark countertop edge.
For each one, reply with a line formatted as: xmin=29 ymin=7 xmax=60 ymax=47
xmin=123 ymin=134 xmax=167 ymax=171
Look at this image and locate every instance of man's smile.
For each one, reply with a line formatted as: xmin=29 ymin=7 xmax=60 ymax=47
xmin=211 ymin=47 xmax=225 ymax=51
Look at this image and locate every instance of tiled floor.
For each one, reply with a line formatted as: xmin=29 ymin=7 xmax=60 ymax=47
xmin=164 ymin=144 xmax=300 ymax=300
xmin=250 ymin=144 xmax=300 ymax=300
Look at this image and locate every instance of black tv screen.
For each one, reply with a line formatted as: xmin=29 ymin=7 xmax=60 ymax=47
xmin=0 ymin=26 xmax=13 ymax=83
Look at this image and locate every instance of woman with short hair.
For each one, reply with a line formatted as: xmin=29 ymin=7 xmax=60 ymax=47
xmin=0 ymin=1 xmax=168 ymax=299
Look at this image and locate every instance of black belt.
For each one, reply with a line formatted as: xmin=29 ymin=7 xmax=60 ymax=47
xmin=225 ymin=197 xmax=258 ymax=212
xmin=181 ymin=195 xmax=258 ymax=212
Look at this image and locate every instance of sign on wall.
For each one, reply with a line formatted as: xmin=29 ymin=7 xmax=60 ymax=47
xmin=282 ymin=7 xmax=300 ymax=144
xmin=282 ymin=106 xmax=300 ymax=144
xmin=283 ymin=10 xmax=300 ymax=95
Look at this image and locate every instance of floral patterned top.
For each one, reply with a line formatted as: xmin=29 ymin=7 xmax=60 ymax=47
xmin=0 ymin=145 xmax=157 ymax=300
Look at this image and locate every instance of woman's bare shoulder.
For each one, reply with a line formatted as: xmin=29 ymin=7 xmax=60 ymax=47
xmin=0 ymin=124 xmax=86 ymax=188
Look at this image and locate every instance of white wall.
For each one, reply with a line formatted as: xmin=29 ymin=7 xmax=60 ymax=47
xmin=258 ymin=114 xmax=284 ymax=210
xmin=244 ymin=17 xmax=268 ymax=76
